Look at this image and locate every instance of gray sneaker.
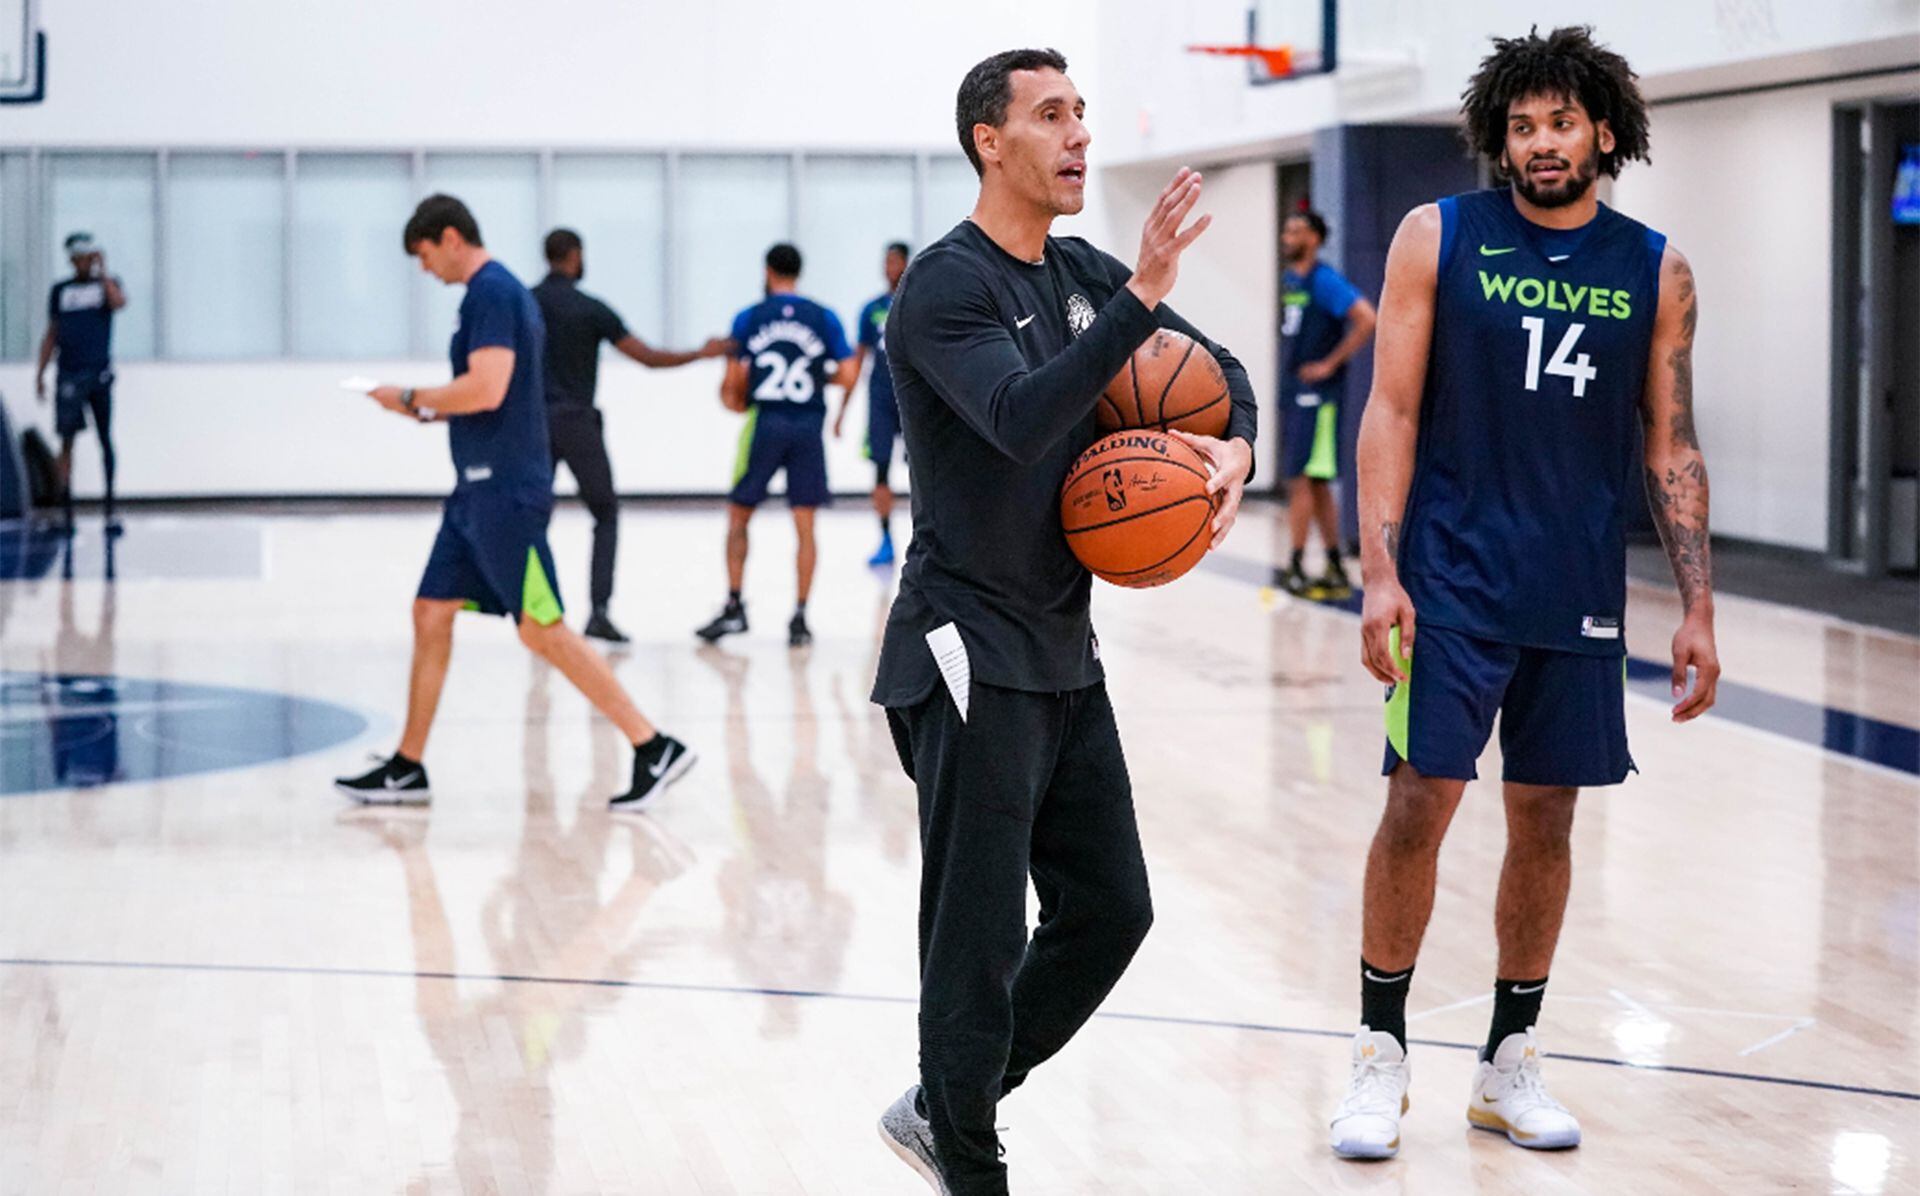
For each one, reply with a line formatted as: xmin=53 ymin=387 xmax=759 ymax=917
xmin=878 ymin=1085 xmax=948 ymax=1194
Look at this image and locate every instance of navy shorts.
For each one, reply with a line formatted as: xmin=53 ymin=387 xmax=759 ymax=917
xmin=730 ymin=407 xmax=830 ymax=509
xmin=417 ymin=486 xmax=564 ymax=625
xmin=1382 ymin=623 xmax=1633 ymax=787
xmin=867 ymin=393 xmax=900 ymax=486
xmin=1279 ymin=391 xmax=1339 ymax=480
xmin=55 ymin=372 xmax=113 ymax=440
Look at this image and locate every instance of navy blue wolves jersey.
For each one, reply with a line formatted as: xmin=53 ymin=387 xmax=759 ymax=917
xmin=729 ymin=294 xmax=851 ymax=415
xmin=1399 ymin=189 xmax=1665 ymax=656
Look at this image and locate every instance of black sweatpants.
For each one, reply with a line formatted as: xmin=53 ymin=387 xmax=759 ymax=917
xmin=548 ymin=408 xmax=619 ymax=610
xmin=887 ymin=680 xmax=1153 ymax=1196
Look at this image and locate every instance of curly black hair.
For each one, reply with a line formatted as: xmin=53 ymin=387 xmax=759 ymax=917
xmin=1460 ymin=26 xmax=1650 ymax=180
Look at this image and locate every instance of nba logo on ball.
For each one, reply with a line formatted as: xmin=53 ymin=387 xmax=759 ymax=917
xmin=1103 ymin=468 xmax=1126 ymax=511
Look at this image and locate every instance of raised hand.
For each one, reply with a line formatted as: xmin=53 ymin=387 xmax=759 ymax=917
xmin=1126 ymin=168 xmax=1211 ymax=311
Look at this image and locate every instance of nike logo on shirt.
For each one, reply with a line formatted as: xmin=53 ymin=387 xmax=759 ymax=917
xmin=1015 ymin=314 xmax=1037 ymax=329
xmin=1478 ymin=245 xmax=1518 ymax=256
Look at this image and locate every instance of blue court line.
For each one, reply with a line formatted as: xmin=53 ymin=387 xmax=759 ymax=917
xmin=1198 ymin=554 xmax=1920 ymax=777
xmin=2 ymin=956 xmax=1913 ymax=1103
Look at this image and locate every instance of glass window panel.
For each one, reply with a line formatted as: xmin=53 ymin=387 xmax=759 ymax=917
xmin=0 ymin=154 xmax=30 ymax=360
xmin=46 ymin=153 xmax=157 ymax=360
xmin=923 ymin=156 xmax=978 ymax=242
xmin=164 ymin=153 xmax=285 ymax=358
xmin=550 ymin=154 xmax=667 ymax=344
xmin=419 ymin=154 xmax=541 ymax=348
xmin=292 ymin=153 xmax=412 ymax=358
xmin=798 ymin=156 xmax=914 ymax=339
xmin=675 ymin=155 xmax=790 ymax=344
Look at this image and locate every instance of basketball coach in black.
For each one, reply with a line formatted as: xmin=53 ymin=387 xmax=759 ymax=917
xmin=871 ymin=49 xmax=1258 ymax=1195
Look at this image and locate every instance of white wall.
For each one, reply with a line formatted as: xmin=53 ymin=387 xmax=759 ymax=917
xmin=1611 ymin=69 xmax=1920 ymax=550
xmin=10 ymin=0 xmax=1100 ymax=151
xmin=5 ymin=0 xmax=1103 ymax=499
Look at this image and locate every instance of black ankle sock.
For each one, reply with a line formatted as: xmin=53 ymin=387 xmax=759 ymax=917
xmin=879 ymin=515 xmax=890 ymax=535
xmin=391 ymin=751 xmax=420 ymax=770
xmin=726 ymin=590 xmax=742 ymax=607
xmin=1483 ymin=976 xmax=1547 ymax=1061
xmin=1361 ymin=958 xmax=1414 ymax=1049
xmin=1327 ymin=546 xmax=1344 ymax=568
xmin=1290 ymin=548 xmax=1306 ymax=572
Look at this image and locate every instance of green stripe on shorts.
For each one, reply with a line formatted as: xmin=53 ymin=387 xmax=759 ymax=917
xmin=522 ymin=547 xmax=563 ymax=627
xmin=732 ymin=407 xmax=760 ymax=487
xmin=1305 ymin=401 xmax=1339 ymax=480
xmin=1384 ymin=624 xmax=1412 ymax=760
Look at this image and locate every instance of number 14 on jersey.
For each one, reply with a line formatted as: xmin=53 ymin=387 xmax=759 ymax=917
xmin=1520 ymin=316 xmax=1597 ymax=397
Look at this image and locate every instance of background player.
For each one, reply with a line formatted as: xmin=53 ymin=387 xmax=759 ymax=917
xmin=533 ymin=227 xmax=730 ymax=644
xmin=35 ymin=232 xmax=127 ymax=535
xmin=870 ymin=49 xmax=1256 ymax=1195
xmin=696 ymin=243 xmax=857 ymax=649
xmin=334 ymin=195 xmax=694 ymax=810
xmin=834 ymin=241 xmax=910 ymax=567
xmin=1330 ymin=26 xmax=1720 ymax=1160
xmin=1277 ymin=210 xmax=1375 ymax=595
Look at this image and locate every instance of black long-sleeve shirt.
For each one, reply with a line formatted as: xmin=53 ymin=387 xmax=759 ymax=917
xmin=870 ymin=220 xmax=1257 ymax=706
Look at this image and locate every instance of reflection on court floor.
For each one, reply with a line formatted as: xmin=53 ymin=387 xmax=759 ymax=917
xmin=0 ymin=505 xmax=1912 ymax=1193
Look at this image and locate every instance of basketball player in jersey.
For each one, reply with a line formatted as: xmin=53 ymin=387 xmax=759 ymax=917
xmin=695 ymin=244 xmax=858 ymax=648
xmin=1330 ymin=26 xmax=1719 ymax=1157
xmin=833 ymin=241 xmax=910 ymax=567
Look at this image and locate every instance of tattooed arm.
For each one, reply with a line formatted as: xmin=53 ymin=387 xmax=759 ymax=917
xmin=1641 ymin=245 xmax=1720 ymax=722
xmin=1356 ymin=204 xmax=1440 ymax=684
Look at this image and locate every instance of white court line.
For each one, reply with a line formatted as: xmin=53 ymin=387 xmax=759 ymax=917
xmin=1406 ymin=991 xmax=1494 ymax=1023
xmin=1739 ymin=1017 xmax=1817 ymax=1057
xmin=1609 ymin=987 xmax=1663 ymax=1021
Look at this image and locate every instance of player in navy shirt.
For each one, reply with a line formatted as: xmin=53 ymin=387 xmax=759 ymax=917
xmin=833 ymin=241 xmax=910 ymax=566
xmin=1332 ymin=28 xmax=1720 ymax=1160
xmin=336 ymin=195 xmax=694 ymax=810
xmin=1277 ymin=210 xmax=1375 ymax=595
xmin=35 ymin=231 xmax=127 ymax=533
xmin=696 ymin=243 xmax=857 ymax=648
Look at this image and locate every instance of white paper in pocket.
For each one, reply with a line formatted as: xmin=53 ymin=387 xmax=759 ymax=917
xmin=924 ymin=622 xmax=971 ymax=723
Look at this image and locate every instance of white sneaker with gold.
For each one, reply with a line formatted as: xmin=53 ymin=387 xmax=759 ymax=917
xmin=1467 ymin=1028 xmax=1582 ymax=1149
xmin=1329 ymin=1028 xmax=1410 ymax=1159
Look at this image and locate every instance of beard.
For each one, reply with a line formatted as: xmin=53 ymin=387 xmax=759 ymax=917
xmin=1510 ymin=148 xmax=1599 ymax=209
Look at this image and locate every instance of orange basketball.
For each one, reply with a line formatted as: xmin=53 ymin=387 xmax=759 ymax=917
xmin=1060 ymin=430 xmax=1217 ymax=588
xmin=1096 ymin=328 xmax=1231 ymax=438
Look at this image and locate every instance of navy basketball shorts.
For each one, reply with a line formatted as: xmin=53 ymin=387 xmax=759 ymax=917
xmin=729 ymin=407 xmax=831 ymax=509
xmin=417 ymin=486 xmax=564 ymax=625
xmin=866 ymin=392 xmax=900 ymax=488
xmin=1381 ymin=622 xmax=1634 ymax=787
xmin=1279 ymin=391 xmax=1339 ymax=481
xmin=55 ymin=372 xmax=113 ymax=439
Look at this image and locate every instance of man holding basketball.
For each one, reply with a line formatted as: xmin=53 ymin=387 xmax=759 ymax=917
xmin=1332 ymin=26 xmax=1719 ymax=1159
xmin=871 ymin=48 xmax=1257 ymax=1195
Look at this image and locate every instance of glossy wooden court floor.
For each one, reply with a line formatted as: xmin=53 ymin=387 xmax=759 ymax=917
xmin=0 ymin=502 xmax=1913 ymax=1194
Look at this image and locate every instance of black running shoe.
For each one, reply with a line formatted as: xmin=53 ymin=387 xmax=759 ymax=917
xmin=584 ymin=608 xmax=631 ymax=644
xmin=611 ymin=733 xmax=697 ymax=808
xmin=334 ymin=754 xmax=431 ymax=805
xmin=1280 ymin=561 xmax=1311 ymax=595
xmin=788 ymin=611 xmax=813 ymax=647
xmin=695 ymin=601 xmax=748 ymax=643
xmin=1318 ymin=558 xmax=1353 ymax=596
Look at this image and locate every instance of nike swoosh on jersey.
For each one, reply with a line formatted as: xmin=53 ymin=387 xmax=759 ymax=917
xmin=1015 ymin=314 xmax=1037 ymax=329
xmin=1478 ymin=245 xmax=1518 ymax=256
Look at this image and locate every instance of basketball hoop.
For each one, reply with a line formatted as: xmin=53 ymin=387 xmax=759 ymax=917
xmin=1186 ymin=43 xmax=1296 ymax=81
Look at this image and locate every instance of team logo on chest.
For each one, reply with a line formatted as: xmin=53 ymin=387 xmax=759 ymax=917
xmin=1066 ymin=293 xmax=1095 ymax=338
